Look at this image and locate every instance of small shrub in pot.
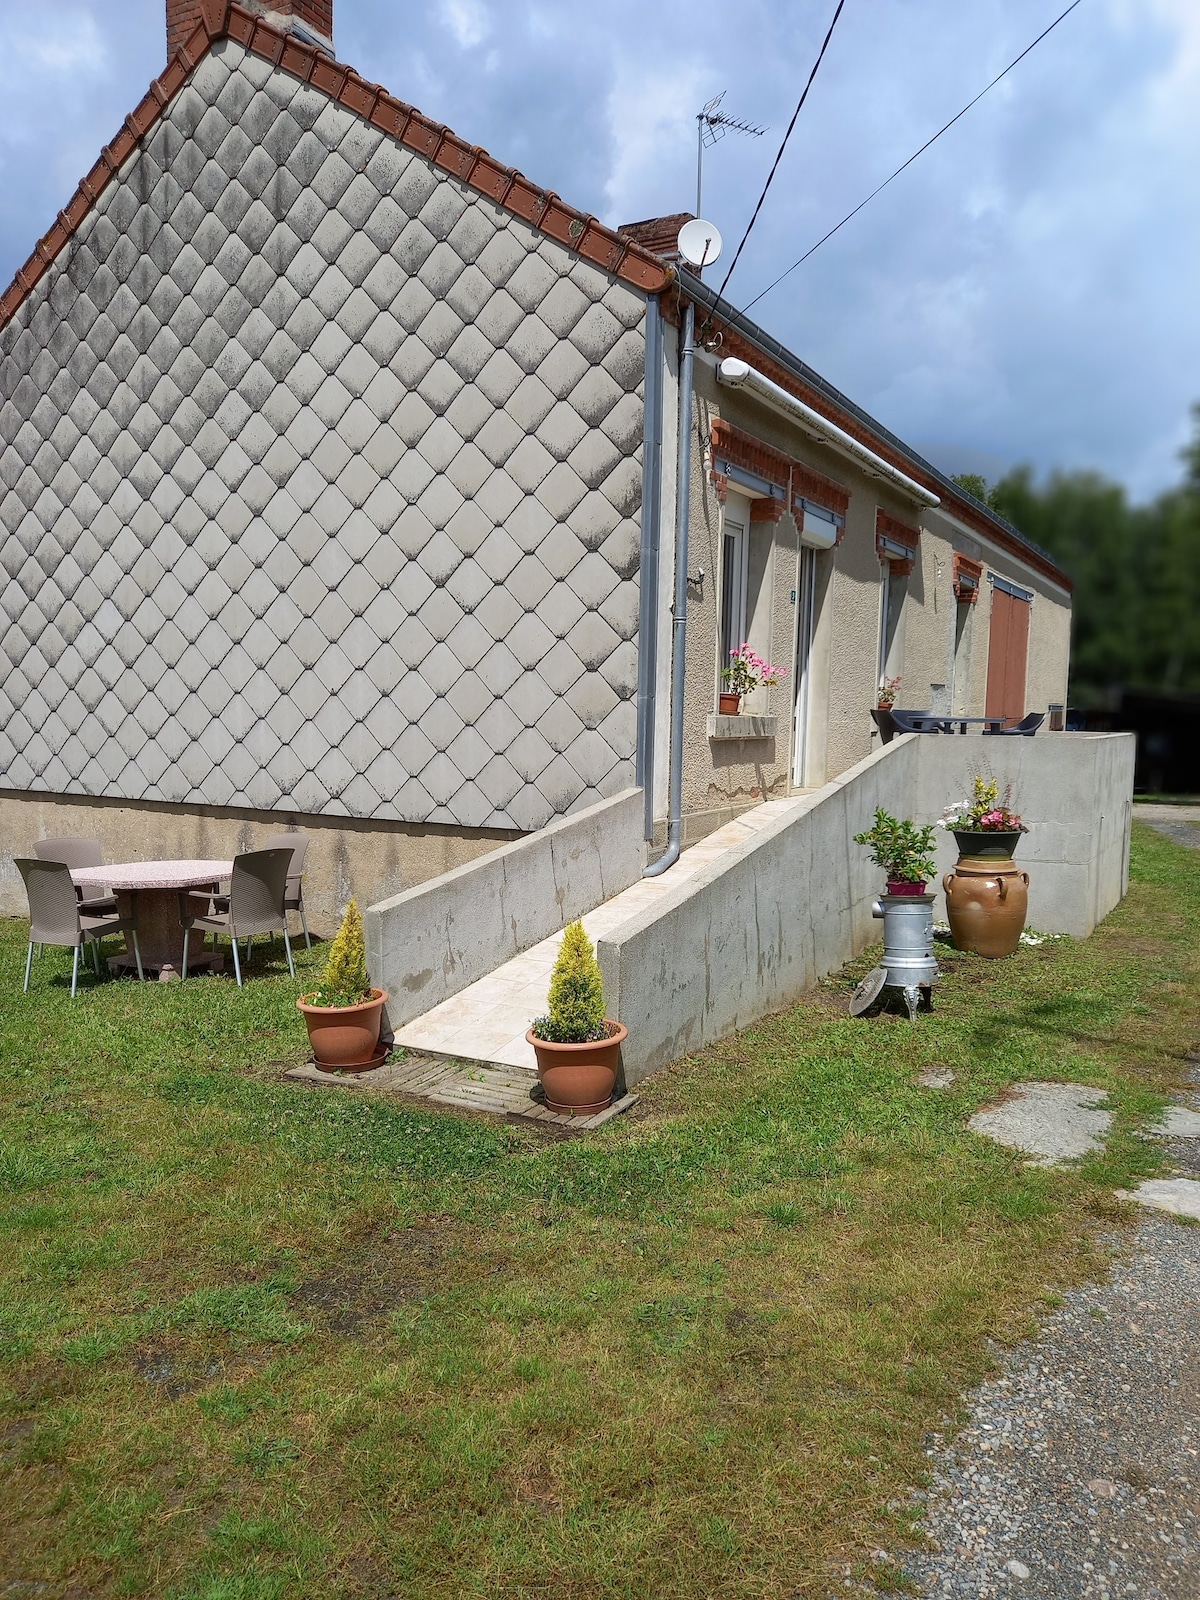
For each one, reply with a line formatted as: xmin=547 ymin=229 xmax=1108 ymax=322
xmin=527 ymin=920 xmax=627 ymax=1114
xmin=297 ymin=899 xmax=388 ymax=1070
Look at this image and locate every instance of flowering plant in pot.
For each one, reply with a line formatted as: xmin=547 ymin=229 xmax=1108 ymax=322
xmin=877 ymin=674 xmax=902 ymax=710
xmin=936 ymin=776 xmax=1027 ymax=859
xmin=526 ymin=920 xmax=626 ymax=1115
xmin=853 ymin=807 xmax=937 ymax=896
xmin=936 ymin=778 xmax=1030 ymax=957
xmin=719 ymin=642 xmax=785 ymax=714
xmin=297 ymin=899 xmax=388 ymax=1071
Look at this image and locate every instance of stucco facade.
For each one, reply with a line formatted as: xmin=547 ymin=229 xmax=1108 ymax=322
xmin=666 ymin=341 xmax=1073 ymax=825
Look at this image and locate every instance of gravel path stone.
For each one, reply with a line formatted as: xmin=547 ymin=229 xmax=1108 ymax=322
xmin=896 ymin=1215 xmax=1200 ymax=1598
xmin=1149 ymin=1108 xmax=1200 ymax=1140
xmin=969 ymin=1083 xmax=1113 ymax=1165
xmin=1130 ymin=1180 xmax=1200 ymax=1221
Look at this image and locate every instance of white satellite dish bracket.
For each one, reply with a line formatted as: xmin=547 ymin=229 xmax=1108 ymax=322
xmin=677 ymin=218 xmax=723 ymax=270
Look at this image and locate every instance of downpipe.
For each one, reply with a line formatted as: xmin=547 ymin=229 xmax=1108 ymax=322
xmin=644 ymin=298 xmax=696 ymax=878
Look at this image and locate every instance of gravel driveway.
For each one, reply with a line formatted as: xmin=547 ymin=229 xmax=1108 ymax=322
xmin=1132 ymin=805 xmax=1200 ymax=851
xmin=882 ymin=809 xmax=1200 ymax=1597
xmin=895 ymin=1216 xmax=1200 ymax=1599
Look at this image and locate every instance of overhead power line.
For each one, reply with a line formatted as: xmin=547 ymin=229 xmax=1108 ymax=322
xmin=710 ymin=0 xmax=848 ymax=307
xmin=741 ymin=0 xmax=1086 ymax=315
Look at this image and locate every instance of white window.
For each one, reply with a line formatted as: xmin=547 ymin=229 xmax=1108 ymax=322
xmin=719 ymin=512 xmax=749 ymax=675
xmin=878 ymin=560 xmax=906 ymax=682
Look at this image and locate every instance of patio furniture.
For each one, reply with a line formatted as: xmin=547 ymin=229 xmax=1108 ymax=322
xmin=205 ymin=832 xmax=311 ymax=948
xmin=16 ymin=858 xmax=144 ymax=997
xmin=178 ymin=848 xmax=295 ymax=987
xmin=889 ymin=709 xmax=940 ymax=734
xmin=34 ymin=837 xmax=118 ymax=916
xmin=870 ymin=707 xmax=899 ymax=745
xmin=983 ymin=711 xmax=1045 ymax=737
xmin=264 ymin=833 xmax=311 ymax=949
xmin=70 ymin=859 xmax=234 ymax=980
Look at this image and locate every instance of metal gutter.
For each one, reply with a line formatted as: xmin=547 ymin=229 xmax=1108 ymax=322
xmin=716 ymin=357 xmax=941 ymax=508
xmin=643 ymin=298 xmax=696 ymax=878
xmin=635 ymin=295 xmax=664 ymax=843
xmin=677 ymin=267 xmax=1069 ymax=587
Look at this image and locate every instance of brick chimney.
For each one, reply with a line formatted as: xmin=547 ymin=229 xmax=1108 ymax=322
xmin=617 ymin=214 xmax=695 ymax=261
xmin=167 ymin=0 xmax=334 ymax=62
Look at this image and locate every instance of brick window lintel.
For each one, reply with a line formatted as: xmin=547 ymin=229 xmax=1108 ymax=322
xmin=953 ymin=552 xmax=984 ymax=604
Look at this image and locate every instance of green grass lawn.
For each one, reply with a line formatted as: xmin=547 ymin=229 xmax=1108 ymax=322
xmin=2 ymin=823 xmax=1198 ymax=1599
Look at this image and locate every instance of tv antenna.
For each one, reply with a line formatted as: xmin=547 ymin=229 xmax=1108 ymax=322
xmin=696 ymin=92 xmax=766 ymax=219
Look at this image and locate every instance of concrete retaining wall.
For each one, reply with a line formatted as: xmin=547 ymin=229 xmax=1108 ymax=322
xmin=366 ymin=789 xmax=645 ymax=1029
xmin=599 ymin=732 xmax=1134 ymax=1086
xmin=919 ymin=733 xmax=1135 ymax=936
xmin=598 ymin=740 xmax=922 ymax=1083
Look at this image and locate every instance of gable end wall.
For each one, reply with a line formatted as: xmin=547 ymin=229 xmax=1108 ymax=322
xmin=0 ymin=40 xmax=647 ymax=831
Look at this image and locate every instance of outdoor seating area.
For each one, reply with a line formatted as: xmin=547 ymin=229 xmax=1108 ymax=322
xmin=12 ymin=833 xmax=312 ymax=993
xmin=872 ymin=708 xmax=1047 ymax=743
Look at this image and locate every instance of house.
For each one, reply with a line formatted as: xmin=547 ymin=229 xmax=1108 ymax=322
xmin=0 ymin=0 xmax=1072 ymax=918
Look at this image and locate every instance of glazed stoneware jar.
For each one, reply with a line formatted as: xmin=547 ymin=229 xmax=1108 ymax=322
xmin=943 ymin=857 xmax=1029 ymax=958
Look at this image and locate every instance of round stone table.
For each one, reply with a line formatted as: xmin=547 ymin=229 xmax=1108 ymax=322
xmin=71 ymin=860 xmax=233 ymax=981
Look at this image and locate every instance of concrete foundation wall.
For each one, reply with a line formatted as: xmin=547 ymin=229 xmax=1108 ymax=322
xmin=0 ymin=787 xmax=515 ymax=926
xmin=365 ymin=787 xmax=644 ymax=1029
xmin=600 ymin=732 xmax=1133 ymax=1086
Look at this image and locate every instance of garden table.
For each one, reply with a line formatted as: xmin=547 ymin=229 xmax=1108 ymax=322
xmin=901 ymin=715 xmax=1009 ymax=734
xmin=71 ymin=860 xmax=233 ymax=981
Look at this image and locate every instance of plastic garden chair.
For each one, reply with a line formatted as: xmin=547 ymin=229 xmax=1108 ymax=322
xmin=263 ymin=832 xmax=311 ymax=950
xmin=16 ymin=857 xmax=144 ymax=997
xmin=178 ymin=848 xmax=294 ymax=987
xmin=208 ymin=834 xmax=311 ymax=950
xmin=33 ymin=836 xmax=118 ymax=916
xmin=983 ymin=712 xmax=1046 ymax=737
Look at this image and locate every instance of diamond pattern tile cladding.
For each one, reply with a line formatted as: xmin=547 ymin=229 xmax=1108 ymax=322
xmin=0 ymin=39 xmax=646 ymax=831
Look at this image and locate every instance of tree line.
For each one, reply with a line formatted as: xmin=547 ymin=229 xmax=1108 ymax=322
xmin=952 ymin=404 xmax=1200 ymax=706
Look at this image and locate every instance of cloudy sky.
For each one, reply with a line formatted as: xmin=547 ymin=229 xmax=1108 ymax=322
xmin=1 ymin=0 xmax=1197 ymax=500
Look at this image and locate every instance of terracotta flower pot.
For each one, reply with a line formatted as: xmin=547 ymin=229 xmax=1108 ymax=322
xmin=526 ymin=1021 xmax=627 ymax=1115
xmin=886 ymin=879 xmax=929 ymax=897
xmin=297 ymin=987 xmax=388 ymax=1070
xmin=718 ymin=692 xmax=742 ymax=715
xmin=943 ymin=860 xmax=1029 ymax=958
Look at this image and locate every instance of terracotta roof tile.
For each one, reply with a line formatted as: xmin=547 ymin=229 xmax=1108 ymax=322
xmin=0 ymin=0 xmax=672 ymax=336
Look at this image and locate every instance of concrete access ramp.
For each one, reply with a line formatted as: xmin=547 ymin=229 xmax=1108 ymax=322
xmin=365 ymin=732 xmax=1134 ymax=1089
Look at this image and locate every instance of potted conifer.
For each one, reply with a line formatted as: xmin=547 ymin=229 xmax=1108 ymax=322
xmin=296 ymin=898 xmax=388 ymax=1071
xmin=526 ymin=920 xmax=627 ymax=1115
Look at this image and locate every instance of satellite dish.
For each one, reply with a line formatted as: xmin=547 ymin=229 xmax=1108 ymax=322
xmin=678 ymin=218 xmax=723 ymax=269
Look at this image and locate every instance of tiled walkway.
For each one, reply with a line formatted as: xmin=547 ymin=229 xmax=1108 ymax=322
xmin=393 ymin=797 xmax=805 ymax=1071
